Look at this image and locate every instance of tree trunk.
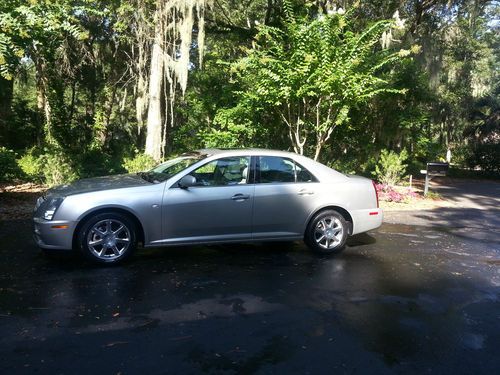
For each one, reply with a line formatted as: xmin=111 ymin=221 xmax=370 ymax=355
xmin=145 ymin=14 xmax=164 ymax=161
xmin=134 ymin=0 xmax=150 ymax=134
xmin=35 ymin=60 xmax=53 ymax=143
xmin=136 ymin=73 xmax=148 ymax=131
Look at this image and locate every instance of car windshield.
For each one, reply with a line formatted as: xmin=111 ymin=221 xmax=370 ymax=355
xmin=138 ymin=153 xmax=205 ymax=183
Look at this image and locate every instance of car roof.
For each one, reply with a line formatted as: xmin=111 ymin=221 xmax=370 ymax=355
xmin=197 ymin=148 xmax=300 ymax=158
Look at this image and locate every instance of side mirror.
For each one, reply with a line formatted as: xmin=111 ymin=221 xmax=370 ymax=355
xmin=178 ymin=175 xmax=197 ymax=189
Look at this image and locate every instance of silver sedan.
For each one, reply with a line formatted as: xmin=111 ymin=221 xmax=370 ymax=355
xmin=33 ymin=149 xmax=382 ymax=264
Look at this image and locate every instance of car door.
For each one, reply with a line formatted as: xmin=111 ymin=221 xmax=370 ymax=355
xmin=252 ymin=155 xmax=319 ymax=239
xmin=161 ymin=156 xmax=254 ymax=244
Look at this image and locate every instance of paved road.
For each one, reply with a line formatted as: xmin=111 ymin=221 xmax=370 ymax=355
xmin=384 ymin=178 xmax=500 ymax=244
xmin=0 ymin=215 xmax=499 ymax=374
xmin=433 ymin=177 xmax=500 ymax=211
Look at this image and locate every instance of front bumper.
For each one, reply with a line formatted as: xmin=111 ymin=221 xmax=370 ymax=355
xmin=33 ymin=217 xmax=76 ymax=250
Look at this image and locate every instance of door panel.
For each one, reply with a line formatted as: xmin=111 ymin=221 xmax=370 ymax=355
xmin=252 ymin=183 xmax=319 ymax=238
xmin=162 ymin=185 xmax=254 ymax=242
xmin=161 ymin=156 xmax=253 ymax=244
xmin=252 ymin=155 xmax=319 ymax=239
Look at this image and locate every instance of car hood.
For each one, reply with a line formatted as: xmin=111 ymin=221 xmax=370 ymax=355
xmin=46 ymin=174 xmax=152 ymax=197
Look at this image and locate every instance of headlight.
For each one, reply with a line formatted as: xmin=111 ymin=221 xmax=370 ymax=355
xmin=43 ymin=197 xmax=65 ymax=220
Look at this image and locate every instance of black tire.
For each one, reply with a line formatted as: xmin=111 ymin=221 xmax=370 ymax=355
xmin=77 ymin=212 xmax=137 ymax=265
xmin=304 ymin=210 xmax=349 ymax=254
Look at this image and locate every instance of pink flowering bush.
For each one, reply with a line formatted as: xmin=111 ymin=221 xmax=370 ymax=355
xmin=375 ymin=183 xmax=419 ymax=203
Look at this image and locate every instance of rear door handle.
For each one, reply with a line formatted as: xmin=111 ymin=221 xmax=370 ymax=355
xmin=231 ymin=193 xmax=250 ymax=201
xmin=298 ymin=189 xmax=314 ymax=196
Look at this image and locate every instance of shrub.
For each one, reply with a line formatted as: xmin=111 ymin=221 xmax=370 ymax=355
xmin=0 ymin=147 xmax=22 ymax=182
xmin=77 ymin=149 xmax=126 ymax=178
xmin=375 ymin=183 xmax=419 ymax=203
xmin=39 ymin=151 xmax=79 ymax=187
xmin=17 ymin=148 xmax=43 ymax=182
xmin=328 ymin=154 xmax=376 ymax=177
xmin=17 ymin=147 xmax=80 ymax=186
xmin=425 ymin=191 xmax=442 ymax=200
xmin=122 ymin=153 xmax=157 ymax=173
xmin=373 ymin=149 xmax=408 ymax=186
xmin=467 ymin=143 xmax=500 ymax=173
xmin=451 ymin=143 xmax=473 ymax=168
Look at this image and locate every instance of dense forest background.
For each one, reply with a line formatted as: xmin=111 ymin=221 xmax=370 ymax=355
xmin=0 ymin=0 xmax=498 ymax=186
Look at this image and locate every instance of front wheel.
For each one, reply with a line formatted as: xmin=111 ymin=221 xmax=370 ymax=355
xmin=305 ymin=210 xmax=348 ymax=254
xmin=77 ymin=213 xmax=137 ymax=265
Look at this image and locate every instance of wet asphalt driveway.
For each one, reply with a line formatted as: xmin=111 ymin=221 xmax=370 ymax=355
xmin=0 ymin=214 xmax=499 ymax=374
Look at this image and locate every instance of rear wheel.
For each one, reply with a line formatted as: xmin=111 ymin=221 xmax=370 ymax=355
xmin=305 ymin=210 xmax=348 ymax=254
xmin=78 ymin=212 xmax=137 ymax=265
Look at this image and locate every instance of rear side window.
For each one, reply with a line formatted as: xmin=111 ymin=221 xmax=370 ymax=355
xmin=296 ymin=162 xmax=315 ymax=182
xmin=257 ymin=156 xmax=317 ymax=183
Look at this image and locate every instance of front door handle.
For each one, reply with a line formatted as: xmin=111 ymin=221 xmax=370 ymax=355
xmin=298 ymin=189 xmax=314 ymax=196
xmin=231 ymin=193 xmax=250 ymax=201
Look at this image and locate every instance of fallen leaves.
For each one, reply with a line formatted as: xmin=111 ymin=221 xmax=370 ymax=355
xmin=0 ymin=183 xmax=47 ymax=220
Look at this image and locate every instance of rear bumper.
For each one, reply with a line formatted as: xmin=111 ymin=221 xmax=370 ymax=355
xmin=351 ymin=208 xmax=383 ymax=235
xmin=33 ymin=217 xmax=76 ymax=250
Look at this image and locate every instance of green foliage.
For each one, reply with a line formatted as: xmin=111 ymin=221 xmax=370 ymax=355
xmin=328 ymin=155 xmax=376 ymax=177
xmin=38 ymin=150 xmax=78 ymax=187
xmin=201 ymin=105 xmax=258 ymax=148
xmin=18 ymin=147 xmax=129 ymax=185
xmin=374 ymin=149 xmax=408 ymax=186
xmin=17 ymin=148 xmax=42 ymax=182
xmin=76 ymin=150 xmax=126 ymax=179
xmin=15 ymin=146 xmax=142 ymax=186
xmin=122 ymin=153 xmax=157 ymax=173
xmin=425 ymin=191 xmax=442 ymax=200
xmin=0 ymin=0 xmax=498 ymax=184
xmin=467 ymin=143 xmax=500 ymax=173
xmin=0 ymin=0 xmax=88 ymax=79
xmin=0 ymin=147 xmax=22 ymax=181
xmin=225 ymin=7 xmax=407 ymax=159
xmin=3 ymin=146 xmax=77 ymax=186
xmin=2 ymin=95 xmax=40 ymax=150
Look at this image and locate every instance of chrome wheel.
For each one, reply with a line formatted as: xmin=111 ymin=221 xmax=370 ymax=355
xmin=86 ymin=219 xmax=131 ymax=260
xmin=314 ymin=216 xmax=344 ymax=249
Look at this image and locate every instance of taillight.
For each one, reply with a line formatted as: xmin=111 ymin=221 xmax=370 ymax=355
xmin=372 ymin=180 xmax=379 ymax=208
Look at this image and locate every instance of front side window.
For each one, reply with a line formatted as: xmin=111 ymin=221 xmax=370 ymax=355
xmin=191 ymin=157 xmax=250 ymax=187
xmin=257 ymin=156 xmax=316 ymax=183
xmin=139 ymin=153 xmax=205 ymax=183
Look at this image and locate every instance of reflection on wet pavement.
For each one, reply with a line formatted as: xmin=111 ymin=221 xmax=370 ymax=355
xmin=0 ymin=221 xmax=499 ymax=374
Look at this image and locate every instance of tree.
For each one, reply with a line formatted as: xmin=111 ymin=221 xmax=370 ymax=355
xmin=0 ymin=1 xmax=88 ymax=143
xmin=144 ymin=0 xmax=211 ymax=161
xmin=222 ymin=5 xmax=409 ymax=160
